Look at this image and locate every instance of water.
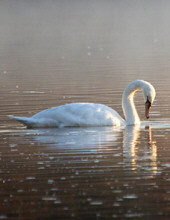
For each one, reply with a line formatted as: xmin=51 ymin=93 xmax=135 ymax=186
xmin=1 ymin=0 xmax=170 ymax=219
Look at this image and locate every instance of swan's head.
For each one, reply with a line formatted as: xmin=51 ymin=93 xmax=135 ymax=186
xmin=142 ymin=81 xmax=156 ymax=119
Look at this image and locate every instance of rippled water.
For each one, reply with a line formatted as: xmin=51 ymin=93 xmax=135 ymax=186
xmin=1 ymin=1 xmax=170 ymax=219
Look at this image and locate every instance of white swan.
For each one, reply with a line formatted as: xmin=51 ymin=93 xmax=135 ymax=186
xmin=9 ymin=80 xmax=156 ymax=128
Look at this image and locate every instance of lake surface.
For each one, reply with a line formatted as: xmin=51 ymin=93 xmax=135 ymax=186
xmin=0 ymin=1 xmax=170 ymax=219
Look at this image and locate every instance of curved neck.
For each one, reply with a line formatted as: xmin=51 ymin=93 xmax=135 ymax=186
xmin=122 ymin=81 xmax=143 ymax=125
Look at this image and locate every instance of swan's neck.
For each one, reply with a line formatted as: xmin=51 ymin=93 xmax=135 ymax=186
xmin=122 ymin=81 xmax=142 ymax=125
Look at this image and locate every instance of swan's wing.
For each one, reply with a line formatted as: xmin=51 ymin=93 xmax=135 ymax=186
xmin=32 ymin=103 xmax=124 ymax=127
xmin=9 ymin=103 xmax=125 ymax=128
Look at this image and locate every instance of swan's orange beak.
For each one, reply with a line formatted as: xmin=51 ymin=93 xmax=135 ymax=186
xmin=145 ymin=101 xmax=151 ymax=119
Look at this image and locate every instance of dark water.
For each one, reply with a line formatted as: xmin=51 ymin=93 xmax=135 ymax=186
xmin=1 ymin=1 xmax=170 ymax=219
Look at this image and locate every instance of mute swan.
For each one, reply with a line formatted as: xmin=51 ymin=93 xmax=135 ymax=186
xmin=9 ymin=80 xmax=156 ymax=128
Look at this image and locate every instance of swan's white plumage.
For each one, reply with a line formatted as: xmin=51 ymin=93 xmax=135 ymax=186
xmin=9 ymin=80 xmax=156 ymax=128
xmin=9 ymin=103 xmax=125 ymax=128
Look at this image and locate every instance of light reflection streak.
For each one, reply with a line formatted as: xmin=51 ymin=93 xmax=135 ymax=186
xmin=123 ymin=126 xmax=158 ymax=176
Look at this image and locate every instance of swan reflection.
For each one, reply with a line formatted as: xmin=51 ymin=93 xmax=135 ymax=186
xmin=123 ymin=126 xmax=157 ymax=176
xmin=33 ymin=127 xmax=121 ymax=149
xmin=146 ymin=126 xmax=158 ymax=175
xmin=27 ymin=125 xmax=157 ymax=176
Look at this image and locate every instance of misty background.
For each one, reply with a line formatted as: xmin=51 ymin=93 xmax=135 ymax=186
xmin=1 ymin=1 xmax=170 ymax=68
xmin=1 ymin=0 xmax=170 ymax=108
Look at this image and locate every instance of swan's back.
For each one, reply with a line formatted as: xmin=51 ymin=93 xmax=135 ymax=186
xmin=10 ymin=103 xmax=125 ymax=128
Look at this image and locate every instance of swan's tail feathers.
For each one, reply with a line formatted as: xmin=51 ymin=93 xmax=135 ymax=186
xmin=8 ymin=115 xmax=35 ymax=128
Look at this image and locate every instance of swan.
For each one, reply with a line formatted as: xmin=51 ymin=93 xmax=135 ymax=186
xmin=9 ymin=80 xmax=156 ymax=128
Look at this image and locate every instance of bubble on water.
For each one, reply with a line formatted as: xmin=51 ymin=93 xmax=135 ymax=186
xmin=112 ymin=214 xmax=118 ymax=218
xmin=51 ymin=188 xmax=58 ymax=192
xmin=112 ymin=190 xmax=122 ymax=193
xmin=116 ymin=197 xmax=123 ymax=202
xmin=60 ymin=177 xmax=66 ymax=180
xmin=54 ymin=199 xmax=62 ymax=204
xmin=37 ymin=161 xmax=44 ymax=165
xmin=71 ymin=213 xmax=76 ymax=217
xmin=38 ymin=167 xmax=45 ymax=170
xmin=25 ymin=176 xmax=36 ymax=180
xmin=42 ymin=197 xmax=57 ymax=201
xmin=90 ymin=201 xmax=103 ymax=205
xmin=10 ymin=149 xmax=18 ymax=152
xmin=17 ymin=189 xmax=24 ymax=193
xmin=124 ymin=213 xmax=144 ymax=218
xmin=123 ymin=194 xmax=138 ymax=199
xmin=75 ymin=171 xmax=79 ymax=175
xmin=9 ymin=144 xmax=17 ymax=148
xmin=47 ymin=179 xmax=54 ymax=184
xmin=113 ymin=202 xmax=120 ymax=207
xmin=31 ymin=188 xmax=38 ymax=192
xmin=49 ymin=157 xmax=54 ymax=160
xmin=63 ymin=206 xmax=69 ymax=210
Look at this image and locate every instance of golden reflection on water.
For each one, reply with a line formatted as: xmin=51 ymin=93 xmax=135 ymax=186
xmin=123 ymin=126 xmax=158 ymax=176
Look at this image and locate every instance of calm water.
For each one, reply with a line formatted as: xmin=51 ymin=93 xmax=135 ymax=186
xmin=1 ymin=1 xmax=170 ymax=219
